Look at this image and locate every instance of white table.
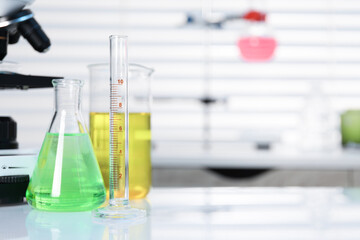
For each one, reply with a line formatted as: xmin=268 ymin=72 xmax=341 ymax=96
xmin=2 ymin=187 xmax=360 ymax=240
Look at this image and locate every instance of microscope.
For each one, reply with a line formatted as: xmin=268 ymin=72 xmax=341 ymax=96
xmin=0 ymin=0 xmax=62 ymax=204
xmin=0 ymin=0 xmax=61 ymax=89
xmin=0 ymin=0 xmax=50 ymax=61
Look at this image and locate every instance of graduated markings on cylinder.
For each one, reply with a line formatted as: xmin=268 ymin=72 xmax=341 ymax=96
xmin=110 ymin=79 xmax=125 ymax=184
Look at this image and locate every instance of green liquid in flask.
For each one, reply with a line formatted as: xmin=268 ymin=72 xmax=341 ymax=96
xmin=26 ymin=133 xmax=106 ymax=212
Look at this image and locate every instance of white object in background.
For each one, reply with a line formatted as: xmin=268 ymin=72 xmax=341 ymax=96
xmin=151 ymin=142 xmax=360 ymax=169
xmin=0 ymin=148 xmax=37 ymax=177
xmin=300 ymin=81 xmax=339 ymax=152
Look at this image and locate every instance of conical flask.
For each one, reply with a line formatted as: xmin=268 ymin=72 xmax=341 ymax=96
xmin=26 ymin=79 xmax=106 ymax=212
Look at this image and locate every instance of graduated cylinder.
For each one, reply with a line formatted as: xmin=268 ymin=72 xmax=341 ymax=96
xmin=88 ymin=63 xmax=153 ymax=200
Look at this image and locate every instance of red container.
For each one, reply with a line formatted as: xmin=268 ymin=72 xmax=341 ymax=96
xmin=237 ymin=36 xmax=277 ymax=62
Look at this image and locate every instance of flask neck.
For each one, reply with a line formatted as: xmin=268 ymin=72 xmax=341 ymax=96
xmin=49 ymin=79 xmax=87 ymax=134
xmin=55 ymin=84 xmax=81 ymax=112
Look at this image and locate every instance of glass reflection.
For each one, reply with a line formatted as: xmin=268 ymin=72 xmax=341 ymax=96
xmin=25 ymin=199 xmax=151 ymax=240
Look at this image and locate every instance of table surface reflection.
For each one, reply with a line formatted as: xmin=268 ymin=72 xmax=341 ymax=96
xmin=2 ymin=187 xmax=360 ymax=240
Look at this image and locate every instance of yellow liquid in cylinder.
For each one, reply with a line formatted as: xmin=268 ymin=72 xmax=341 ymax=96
xmin=90 ymin=112 xmax=151 ymax=199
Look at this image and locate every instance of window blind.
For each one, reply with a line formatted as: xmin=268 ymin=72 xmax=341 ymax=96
xmin=1 ymin=0 xmax=360 ymax=153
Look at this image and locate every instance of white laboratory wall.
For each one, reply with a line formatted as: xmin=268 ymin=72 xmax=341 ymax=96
xmin=1 ymin=0 xmax=360 ymax=151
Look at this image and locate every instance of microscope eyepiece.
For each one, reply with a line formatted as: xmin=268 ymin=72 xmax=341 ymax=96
xmin=8 ymin=30 xmax=20 ymax=44
xmin=0 ymin=29 xmax=8 ymax=61
xmin=17 ymin=15 xmax=50 ymax=52
xmin=0 ymin=9 xmax=51 ymax=60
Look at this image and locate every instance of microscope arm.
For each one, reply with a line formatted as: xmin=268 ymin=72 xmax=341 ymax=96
xmin=0 ymin=72 xmax=62 ymax=90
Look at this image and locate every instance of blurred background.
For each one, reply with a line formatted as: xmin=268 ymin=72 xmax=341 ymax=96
xmin=2 ymin=0 xmax=360 ymax=188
